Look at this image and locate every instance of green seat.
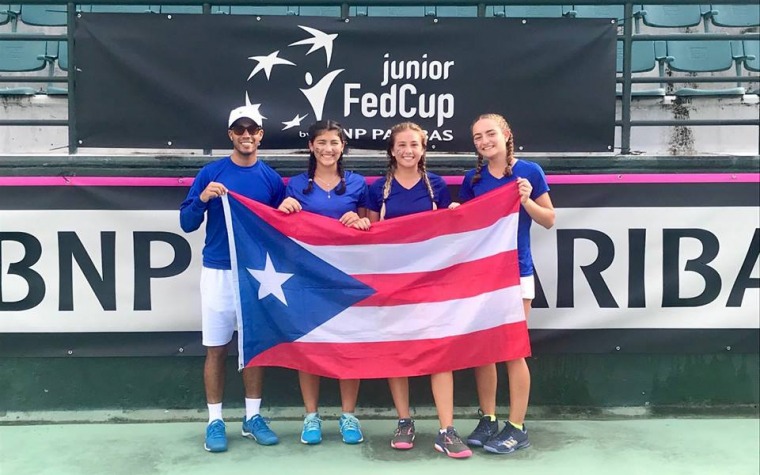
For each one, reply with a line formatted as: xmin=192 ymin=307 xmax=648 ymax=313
xmin=566 ymin=5 xmax=624 ymax=21
xmin=665 ymin=40 xmax=745 ymax=95
xmin=0 ymin=40 xmax=49 ymax=95
xmin=20 ymin=4 xmax=67 ymax=26
xmin=88 ymin=5 xmax=158 ymax=13
xmin=1 ymin=4 xmax=20 ymax=31
xmin=709 ymin=4 xmax=759 ymax=27
xmin=637 ymin=4 xmax=707 ymax=29
xmin=486 ymin=5 xmax=569 ymax=17
xmin=507 ymin=5 xmax=567 ymax=17
xmin=47 ymin=41 xmax=68 ymax=95
xmin=229 ymin=6 xmax=295 ymax=15
xmin=743 ymin=40 xmax=759 ymax=73
xmin=351 ymin=6 xmax=428 ymax=17
xmin=616 ymin=41 xmax=667 ymax=96
xmin=297 ymin=6 xmax=341 ymax=17
xmin=159 ymin=5 xmax=203 ymax=14
xmin=433 ymin=6 xmax=477 ymax=17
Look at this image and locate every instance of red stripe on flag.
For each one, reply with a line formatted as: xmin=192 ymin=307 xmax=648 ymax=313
xmin=229 ymin=181 xmax=519 ymax=246
xmin=246 ymin=321 xmax=531 ymax=379
xmin=352 ymin=250 xmax=520 ymax=306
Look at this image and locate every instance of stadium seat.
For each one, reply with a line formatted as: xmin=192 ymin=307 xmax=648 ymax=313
xmin=708 ymin=4 xmax=760 ymax=27
xmin=88 ymin=5 xmax=158 ymax=13
xmin=486 ymin=5 xmax=568 ymax=17
xmin=664 ymin=40 xmax=746 ymax=95
xmin=743 ymin=40 xmax=759 ymax=73
xmin=566 ymin=5 xmax=625 ymax=21
xmin=0 ymin=39 xmax=49 ymax=95
xmin=505 ymin=5 xmax=567 ymax=17
xmin=159 ymin=5 xmax=203 ymax=14
xmin=46 ymin=40 xmax=67 ymax=95
xmin=297 ymin=6 xmax=341 ymax=16
xmin=434 ymin=6 xmax=478 ymax=17
xmin=351 ymin=6 xmax=428 ymax=17
xmin=617 ymin=40 xmax=667 ymax=96
xmin=1 ymin=4 xmax=20 ymax=31
xmin=637 ymin=4 xmax=708 ymax=30
xmin=229 ymin=6 xmax=295 ymax=15
xmin=19 ymin=4 xmax=65 ymax=26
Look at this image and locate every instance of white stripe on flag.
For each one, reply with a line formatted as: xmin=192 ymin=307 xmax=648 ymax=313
xmin=296 ymin=285 xmax=524 ymax=343
xmin=293 ymin=212 xmax=519 ymax=275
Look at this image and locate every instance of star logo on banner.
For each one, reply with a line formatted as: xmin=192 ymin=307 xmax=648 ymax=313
xmin=247 ymin=253 xmax=294 ymax=305
xmin=240 ymin=92 xmax=267 ymax=125
xmin=247 ymin=50 xmax=296 ymax=80
xmin=289 ymin=25 xmax=338 ymax=67
xmin=282 ymin=113 xmax=308 ymax=130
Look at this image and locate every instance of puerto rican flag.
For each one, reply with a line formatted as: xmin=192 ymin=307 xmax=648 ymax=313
xmin=222 ymin=182 xmax=530 ymax=379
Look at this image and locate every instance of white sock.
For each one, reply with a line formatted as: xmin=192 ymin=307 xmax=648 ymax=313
xmin=208 ymin=403 xmax=223 ymax=424
xmin=245 ymin=398 xmax=262 ymax=420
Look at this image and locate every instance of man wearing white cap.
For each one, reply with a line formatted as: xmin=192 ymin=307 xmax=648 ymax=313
xmin=180 ymin=105 xmax=285 ymax=453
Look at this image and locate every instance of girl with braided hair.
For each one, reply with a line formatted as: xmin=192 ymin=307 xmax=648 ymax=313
xmin=459 ymin=113 xmax=555 ymax=455
xmin=367 ymin=122 xmax=471 ymax=459
xmin=278 ymin=120 xmax=370 ymax=446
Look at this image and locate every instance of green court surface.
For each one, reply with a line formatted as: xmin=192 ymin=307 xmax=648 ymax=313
xmin=1 ymin=418 xmax=759 ymax=475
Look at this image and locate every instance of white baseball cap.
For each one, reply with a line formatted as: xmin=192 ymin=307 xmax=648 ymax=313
xmin=228 ymin=105 xmax=262 ymax=128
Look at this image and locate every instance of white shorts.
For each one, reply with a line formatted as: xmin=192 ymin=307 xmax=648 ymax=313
xmin=520 ymin=275 xmax=535 ymax=300
xmin=201 ymin=267 xmax=238 ymax=347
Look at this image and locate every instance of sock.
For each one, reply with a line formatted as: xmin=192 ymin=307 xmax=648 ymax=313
xmin=398 ymin=418 xmax=412 ymax=424
xmin=484 ymin=414 xmax=497 ymax=422
xmin=245 ymin=398 xmax=262 ymax=420
xmin=208 ymin=403 xmax=223 ymax=424
xmin=508 ymin=420 xmax=524 ymax=431
xmin=341 ymin=412 xmax=354 ymax=418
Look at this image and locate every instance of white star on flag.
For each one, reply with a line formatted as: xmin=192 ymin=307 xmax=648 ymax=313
xmin=282 ymin=113 xmax=308 ymax=130
xmin=247 ymin=253 xmax=294 ymax=305
xmin=247 ymin=50 xmax=296 ymax=80
xmin=289 ymin=25 xmax=338 ymax=67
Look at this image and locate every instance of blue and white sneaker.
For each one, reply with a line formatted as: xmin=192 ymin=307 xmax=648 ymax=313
xmin=339 ymin=414 xmax=364 ymax=444
xmin=242 ymin=414 xmax=279 ymax=446
xmin=204 ymin=419 xmax=227 ymax=453
xmin=483 ymin=423 xmax=530 ymax=454
xmin=301 ymin=413 xmax=323 ymax=445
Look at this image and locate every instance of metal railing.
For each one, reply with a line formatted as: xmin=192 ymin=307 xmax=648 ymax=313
xmin=1 ymin=0 xmax=759 ymax=154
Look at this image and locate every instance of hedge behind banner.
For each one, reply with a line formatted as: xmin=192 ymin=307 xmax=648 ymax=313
xmin=74 ymin=15 xmax=616 ymax=152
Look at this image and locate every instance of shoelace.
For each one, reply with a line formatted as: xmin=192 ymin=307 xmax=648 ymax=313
xmin=252 ymin=416 xmax=274 ymax=432
xmin=395 ymin=423 xmax=413 ymax=436
xmin=304 ymin=415 xmax=322 ymax=431
xmin=208 ymin=421 xmax=225 ymax=437
xmin=341 ymin=416 xmax=360 ymax=432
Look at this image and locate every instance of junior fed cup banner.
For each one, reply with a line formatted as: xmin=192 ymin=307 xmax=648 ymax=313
xmin=222 ymin=184 xmax=529 ymax=378
xmin=73 ymin=15 xmax=616 ymax=152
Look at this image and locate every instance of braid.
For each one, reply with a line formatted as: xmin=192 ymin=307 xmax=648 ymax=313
xmin=504 ymin=134 xmax=515 ymax=177
xmin=335 ymin=154 xmax=347 ymax=195
xmin=472 ymin=154 xmax=484 ymax=185
xmin=379 ymin=159 xmax=396 ymax=221
xmin=418 ymin=160 xmax=437 ymax=211
xmin=303 ymin=152 xmax=316 ymax=194
xmin=471 ymin=113 xmax=515 ymax=178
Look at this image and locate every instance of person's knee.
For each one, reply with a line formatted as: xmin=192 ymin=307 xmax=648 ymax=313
xmin=206 ymin=345 xmax=228 ymax=362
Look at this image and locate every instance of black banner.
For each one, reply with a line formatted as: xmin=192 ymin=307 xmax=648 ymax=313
xmin=74 ymin=15 xmax=616 ymax=152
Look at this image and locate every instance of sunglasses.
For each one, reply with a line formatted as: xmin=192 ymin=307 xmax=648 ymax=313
xmin=230 ymin=124 xmax=261 ymax=135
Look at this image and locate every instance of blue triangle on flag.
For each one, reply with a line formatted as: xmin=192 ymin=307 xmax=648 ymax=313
xmin=229 ymin=197 xmax=376 ymax=363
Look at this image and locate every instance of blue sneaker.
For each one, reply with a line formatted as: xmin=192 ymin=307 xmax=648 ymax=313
xmin=204 ymin=419 xmax=227 ymax=453
xmin=301 ymin=413 xmax=322 ymax=445
xmin=483 ymin=423 xmax=530 ymax=454
xmin=339 ymin=414 xmax=364 ymax=444
xmin=242 ymin=414 xmax=279 ymax=446
xmin=466 ymin=412 xmax=499 ymax=447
